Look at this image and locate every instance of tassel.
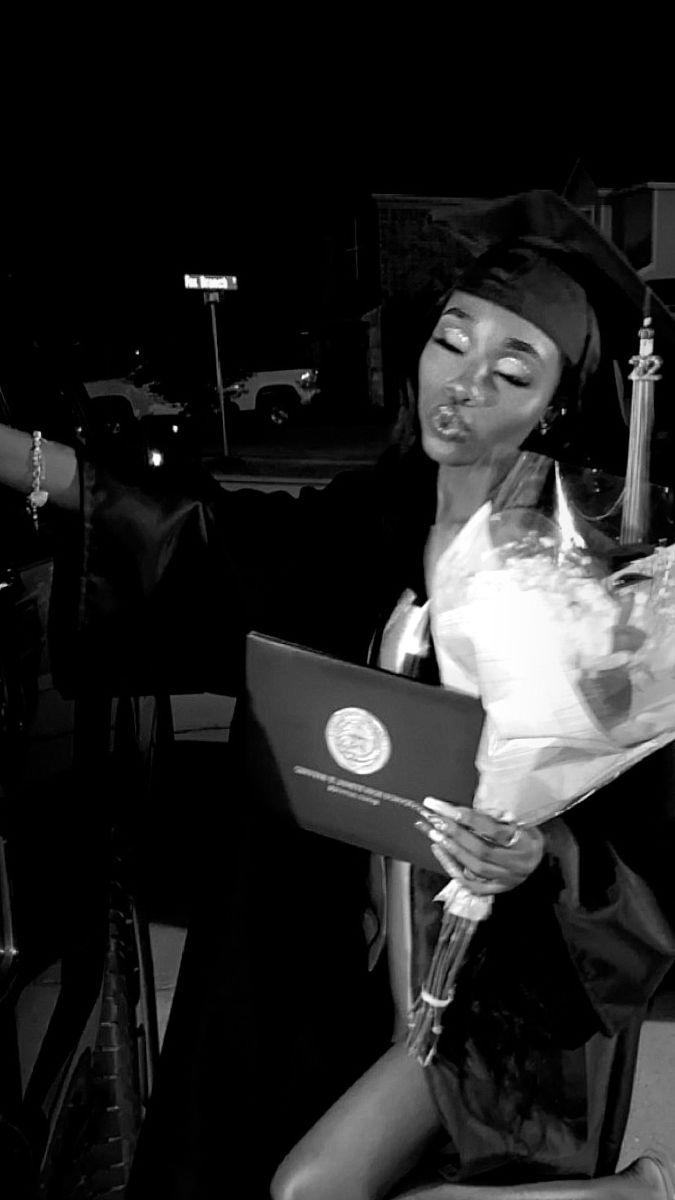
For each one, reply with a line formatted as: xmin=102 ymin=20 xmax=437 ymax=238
xmin=406 ymin=880 xmax=492 ymax=1066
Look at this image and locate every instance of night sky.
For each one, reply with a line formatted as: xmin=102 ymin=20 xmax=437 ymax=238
xmin=6 ymin=84 xmax=675 ymax=383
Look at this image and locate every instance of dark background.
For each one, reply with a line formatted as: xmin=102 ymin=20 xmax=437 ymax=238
xmin=5 ymin=59 xmax=675 ymax=387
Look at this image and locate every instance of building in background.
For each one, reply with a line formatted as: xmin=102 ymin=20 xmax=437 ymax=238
xmin=368 ymin=193 xmax=479 ymax=410
xmin=308 ymin=172 xmax=675 ymax=417
xmin=368 ymin=180 xmax=675 ymax=411
xmin=564 ymin=163 xmax=675 ymax=311
xmin=314 ymin=193 xmax=476 ymax=412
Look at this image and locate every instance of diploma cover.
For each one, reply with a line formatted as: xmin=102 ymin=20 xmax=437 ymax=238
xmin=244 ymin=632 xmax=484 ymax=870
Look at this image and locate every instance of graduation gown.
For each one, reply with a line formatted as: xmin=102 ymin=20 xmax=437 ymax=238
xmin=48 ymin=448 xmax=675 ymax=1198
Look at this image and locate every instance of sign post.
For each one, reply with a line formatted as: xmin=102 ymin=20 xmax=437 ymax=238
xmin=183 ymin=274 xmax=239 ymax=460
xmin=206 ymin=292 xmax=228 ymax=456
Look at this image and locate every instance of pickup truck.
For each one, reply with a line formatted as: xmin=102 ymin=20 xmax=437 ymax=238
xmin=224 ymin=366 xmax=320 ymax=427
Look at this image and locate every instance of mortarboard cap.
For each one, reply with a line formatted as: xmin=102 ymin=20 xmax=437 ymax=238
xmin=427 ymin=189 xmax=675 ymax=480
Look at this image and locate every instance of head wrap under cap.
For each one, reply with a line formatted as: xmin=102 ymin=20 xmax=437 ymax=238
xmin=457 ymin=241 xmax=601 ymax=380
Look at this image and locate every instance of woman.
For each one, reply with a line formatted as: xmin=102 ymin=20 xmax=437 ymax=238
xmin=1 ymin=191 xmax=674 ymax=1199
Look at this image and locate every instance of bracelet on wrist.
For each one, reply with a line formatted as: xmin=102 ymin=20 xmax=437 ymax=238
xmin=27 ymin=430 xmax=49 ymax=529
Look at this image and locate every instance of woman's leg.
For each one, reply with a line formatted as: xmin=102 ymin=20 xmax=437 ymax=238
xmin=393 ymin=1157 xmax=672 ymax=1199
xmin=270 ymin=1041 xmax=445 ymax=1200
xmin=270 ymin=1039 xmax=672 ymax=1200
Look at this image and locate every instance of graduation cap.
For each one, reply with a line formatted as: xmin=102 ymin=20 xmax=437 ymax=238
xmin=425 ymin=189 xmax=675 ymax=480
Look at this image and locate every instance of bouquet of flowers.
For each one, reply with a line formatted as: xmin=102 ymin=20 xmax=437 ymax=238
xmin=407 ymin=456 xmax=675 ymax=1064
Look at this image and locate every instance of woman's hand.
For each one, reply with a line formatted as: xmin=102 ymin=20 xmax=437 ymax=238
xmin=415 ymin=796 xmax=544 ymax=896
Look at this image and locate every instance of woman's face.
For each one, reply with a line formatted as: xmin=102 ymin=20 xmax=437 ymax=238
xmin=417 ymin=290 xmax=563 ymax=467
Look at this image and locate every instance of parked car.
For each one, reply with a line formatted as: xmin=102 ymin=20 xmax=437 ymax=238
xmin=223 ymin=366 xmax=320 ymax=428
xmin=0 ymin=271 xmax=161 ymax=1198
xmin=70 ymin=338 xmax=186 ymax=423
xmin=84 ymin=372 xmax=184 ymax=421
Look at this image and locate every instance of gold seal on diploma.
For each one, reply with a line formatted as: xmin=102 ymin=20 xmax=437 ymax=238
xmin=325 ymin=707 xmax=392 ymax=775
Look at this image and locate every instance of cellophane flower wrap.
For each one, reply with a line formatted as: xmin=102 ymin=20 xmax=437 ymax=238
xmin=406 ymin=451 xmax=675 ymax=1064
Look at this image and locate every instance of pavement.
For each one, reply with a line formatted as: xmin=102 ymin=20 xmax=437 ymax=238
xmin=621 ymin=988 xmax=675 ymax=1162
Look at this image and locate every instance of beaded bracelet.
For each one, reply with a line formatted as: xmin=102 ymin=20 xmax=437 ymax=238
xmin=27 ymin=430 xmax=49 ymax=529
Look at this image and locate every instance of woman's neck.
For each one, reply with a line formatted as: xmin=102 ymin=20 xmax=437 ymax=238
xmin=434 ymin=452 xmax=517 ymax=528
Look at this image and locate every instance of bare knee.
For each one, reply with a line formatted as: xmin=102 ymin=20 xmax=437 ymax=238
xmin=269 ymin=1156 xmax=302 ymax=1200
xmin=270 ymin=1044 xmax=437 ymax=1200
xmin=270 ymin=1154 xmax=369 ymax=1200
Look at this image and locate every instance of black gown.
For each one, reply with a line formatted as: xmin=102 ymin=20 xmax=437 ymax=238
xmin=48 ymin=447 xmax=675 ymax=1198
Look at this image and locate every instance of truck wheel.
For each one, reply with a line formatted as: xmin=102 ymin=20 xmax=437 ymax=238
xmin=256 ymin=387 xmax=298 ymax=430
xmin=42 ymin=886 xmax=154 ymax=1199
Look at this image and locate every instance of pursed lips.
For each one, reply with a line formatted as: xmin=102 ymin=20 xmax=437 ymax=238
xmin=429 ymin=403 xmax=471 ymax=439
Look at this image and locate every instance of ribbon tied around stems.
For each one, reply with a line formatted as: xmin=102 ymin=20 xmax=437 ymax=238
xmin=433 ymin=878 xmax=493 ymax=920
xmin=406 ymin=879 xmax=494 ymax=1066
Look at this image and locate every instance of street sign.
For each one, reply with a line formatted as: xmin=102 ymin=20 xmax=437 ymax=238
xmin=184 ymin=273 xmax=238 ymax=291
xmin=184 ymin=274 xmax=238 ymax=458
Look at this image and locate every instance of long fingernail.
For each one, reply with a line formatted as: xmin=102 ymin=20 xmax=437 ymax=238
xmin=415 ymin=820 xmax=449 ymax=846
xmin=423 ymin=797 xmax=466 ymax=821
xmin=428 ymin=829 xmax=449 ymax=845
xmin=427 ymin=814 xmax=452 ymax=832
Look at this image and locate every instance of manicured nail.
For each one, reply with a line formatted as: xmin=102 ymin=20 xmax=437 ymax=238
xmin=424 ymin=797 xmax=467 ymax=823
xmin=422 ymin=796 xmax=466 ymax=825
xmin=426 ymin=814 xmax=450 ymax=831
xmin=428 ymin=829 xmax=447 ymax=845
xmin=415 ymin=820 xmax=449 ymax=846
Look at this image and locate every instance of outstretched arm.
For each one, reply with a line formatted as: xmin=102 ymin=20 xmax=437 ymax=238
xmin=0 ymin=424 xmax=80 ymax=510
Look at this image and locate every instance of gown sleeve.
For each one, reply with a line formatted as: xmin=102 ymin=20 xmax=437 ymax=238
xmin=544 ymin=745 xmax=675 ymax=1035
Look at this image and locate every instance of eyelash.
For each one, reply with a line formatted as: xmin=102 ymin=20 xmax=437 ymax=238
xmin=499 ymin=374 xmax=530 ymax=389
xmin=433 ymin=338 xmax=531 ymax=388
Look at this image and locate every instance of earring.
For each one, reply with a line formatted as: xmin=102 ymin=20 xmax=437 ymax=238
xmin=538 ymin=409 xmax=554 ymax=436
xmin=539 ymin=402 xmax=567 ymax=436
